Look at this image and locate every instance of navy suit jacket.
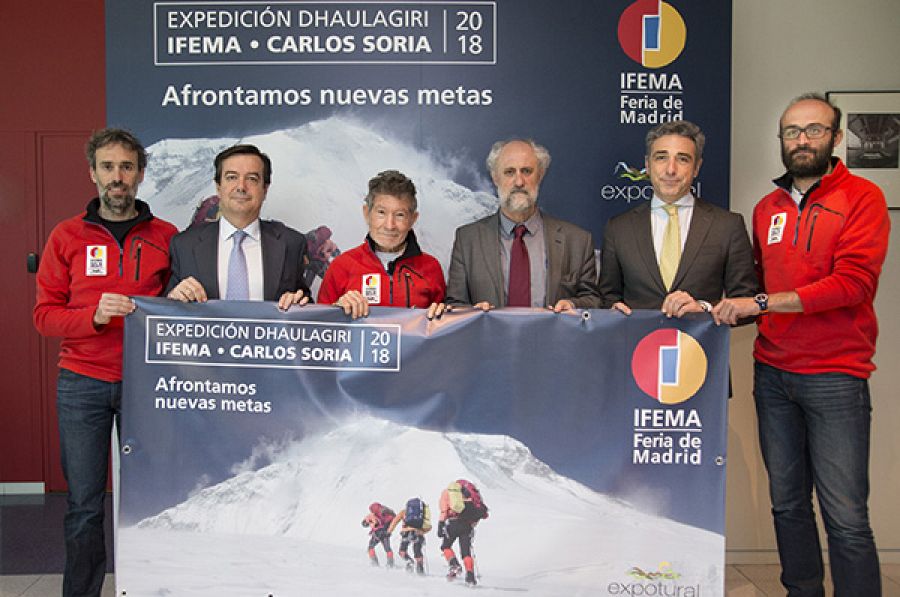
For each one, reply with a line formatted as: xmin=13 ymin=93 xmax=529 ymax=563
xmin=166 ymin=219 xmax=311 ymax=301
xmin=598 ymin=198 xmax=758 ymax=309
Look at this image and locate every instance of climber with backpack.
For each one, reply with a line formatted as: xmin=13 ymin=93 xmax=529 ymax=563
xmin=438 ymin=479 xmax=489 ymax=586
xmin=388 ymin=496 xmax=432 ymax=575
xmin=361 ymin=502 xmax=396 ymax=567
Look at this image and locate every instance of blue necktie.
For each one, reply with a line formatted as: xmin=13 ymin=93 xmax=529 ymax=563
xmin=226 ymin=229 xmax=249 ymax=300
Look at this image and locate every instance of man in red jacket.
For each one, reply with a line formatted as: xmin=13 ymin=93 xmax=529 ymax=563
xmin=714 ymin=93 xmax=889 ymax=596
xmin=34 ymin=128 xmax=177 ymax=597
xmin=317 ymin=170 xmax=445 ymax=318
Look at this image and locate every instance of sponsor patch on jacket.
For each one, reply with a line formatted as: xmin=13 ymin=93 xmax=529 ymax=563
xmin=86 ymin=245 xmax=107 ymax=276
xmin=362 ymin=274 xmax=380 ymax=303
xmin=767 ymin=212 xmax=787 ymax=245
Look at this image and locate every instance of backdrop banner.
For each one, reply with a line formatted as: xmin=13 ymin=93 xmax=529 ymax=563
xmin=118 ymin=298 xmax=729 ymax=596
xmin=106 ymin=0 xmax=732 ymax=296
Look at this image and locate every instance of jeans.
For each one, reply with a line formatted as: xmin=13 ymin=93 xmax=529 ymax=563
xmin=754 ymin=362 xmax=880 ymax=597
xmin=57 ymin=368 xmax=121 ymax=597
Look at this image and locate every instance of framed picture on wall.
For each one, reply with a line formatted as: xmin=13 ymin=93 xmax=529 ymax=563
xmin=827 ymin=90 xmax=900 ymax=208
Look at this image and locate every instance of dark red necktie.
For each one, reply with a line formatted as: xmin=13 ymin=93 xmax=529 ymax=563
xmin=507 ymin=224 xmax=531 ymax=307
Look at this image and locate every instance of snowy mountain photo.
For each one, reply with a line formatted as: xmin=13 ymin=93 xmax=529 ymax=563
xmin=117 ymin=416 xmax=723 ymax=596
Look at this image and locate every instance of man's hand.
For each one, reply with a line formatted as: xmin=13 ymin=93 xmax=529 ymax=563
xmin=550 ymin=299 xmax=575 ymax=313
xmin=93 ymin=293 xmax=135 ymax=327
xmin=611 ymin=301 xmax=632 ymax=316
xmin=473 ymin=301 xmax=494 ymax=311
xmin=278 ymin=289 xmax=309 ymax=311
xmin=661 ymin=290 xmax=705 ymax=318
xmin=711 ymin=297 xmax=759 ymax=326
xmin=335 ymin=290 xmax=369 ymax=319
xmin=426 ymin=302 xmax=452 ymax=320
xmin=167 ymin=277 xmax=208 ymax=303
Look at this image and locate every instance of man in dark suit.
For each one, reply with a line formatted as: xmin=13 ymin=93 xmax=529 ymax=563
xmin=598 ymin=120 xmax=757 ymax=317
xmin=441 ymin=138 xmax=602 ymax=313
xmin=166 ymin=144 xmax=310 ymax=309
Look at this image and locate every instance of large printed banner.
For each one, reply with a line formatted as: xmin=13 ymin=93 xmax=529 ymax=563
xmin=119 ymin=298 xmax=729 ymax=596
xmin=107 ymin=0 xmax=732 ymax=282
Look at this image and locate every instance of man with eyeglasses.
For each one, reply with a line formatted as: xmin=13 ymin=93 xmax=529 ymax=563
xmin=166 ymin=144 xmax=311 ymax=308
xmin=713 ymin=93 xmax=889 ymax=596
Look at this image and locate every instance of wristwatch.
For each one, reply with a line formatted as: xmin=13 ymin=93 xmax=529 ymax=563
xmin=697 ymin=300 xmax=712 ymax=313
xmin=754 ymin=293 xmax=769 ymax=315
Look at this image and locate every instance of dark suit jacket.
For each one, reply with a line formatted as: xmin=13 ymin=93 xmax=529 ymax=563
xmin=598 ymin=199 xmax=758 ymax=309
xmin=166 ymin=219 xmax=311 ymax=301
xmin=445 ymin=210 xmax=602 ymax=308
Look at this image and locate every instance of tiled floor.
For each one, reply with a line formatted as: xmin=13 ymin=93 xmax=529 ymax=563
xmin=2 ymin=495 xmax=899 ymax=596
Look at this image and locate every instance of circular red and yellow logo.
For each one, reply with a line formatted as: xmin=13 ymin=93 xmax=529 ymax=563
xmin=631 ymin=329 xmax=706 ymax=404
xmin=617 ymin=0 xmax=687 ymax=68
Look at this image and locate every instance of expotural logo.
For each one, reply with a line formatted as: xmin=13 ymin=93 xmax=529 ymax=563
xmin=617 ymin=0 xmax=687 ymax=68
xmin=614 ymin=161 xmax=649 ymax=182
xmin=627 ymin=561 xmax=682 ymax=580
xmin=89 ymin=246 xmax=105 ymax=258
xmin=631 ymin=329 xmax=707 ymax=404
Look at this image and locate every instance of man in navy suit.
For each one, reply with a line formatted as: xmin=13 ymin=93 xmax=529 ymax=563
xmin=166 ymin=144 xmax=310 ymax=309
xmin=598 ymin=120 xmax=757 ymax=317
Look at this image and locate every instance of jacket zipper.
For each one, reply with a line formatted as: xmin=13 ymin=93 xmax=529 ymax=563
xmin=804 ymin=204 xmax=843 ymax=253
xmin=807 ymin=212 xmax=817 ymax=252
xmin=134 ymin=242 xmax=143 ymax=280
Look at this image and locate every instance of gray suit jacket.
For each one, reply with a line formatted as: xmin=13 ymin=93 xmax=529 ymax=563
xmin=445 ymin=210 xmax=602 ymax=308
xmin=166 ymin=219 xmax=311 ymax=301
xmin=598 ymin=199 xmax=758 ymax=309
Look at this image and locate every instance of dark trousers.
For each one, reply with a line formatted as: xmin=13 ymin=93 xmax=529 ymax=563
xmin=754 ymin=362 xmax=880 ymax=597
xmin=57 ymin=369 xmax=120 ymax=597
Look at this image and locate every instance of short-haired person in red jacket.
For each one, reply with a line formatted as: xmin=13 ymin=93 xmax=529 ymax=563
xmin=317 ymin=170 xmax=446 ymax=318
xmin=713 ymin=93 xmax=890 ymax=596
xmin=34 ymin=128 xmax=177 ymax=597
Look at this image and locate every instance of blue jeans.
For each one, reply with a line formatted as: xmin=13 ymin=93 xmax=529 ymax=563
xmin=57 ymin=368 xmax=120 ymax=597
xmin=754 ymin=362 xmax=880 ymax=597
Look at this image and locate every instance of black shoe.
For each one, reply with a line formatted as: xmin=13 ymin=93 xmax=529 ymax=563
xmin=465 ymin=571 xmax=477 ymax=586
xmin=416 ymin=562 xmax=425 ymax=575
xmin=447 ymin=564 xmax=462 ymax=580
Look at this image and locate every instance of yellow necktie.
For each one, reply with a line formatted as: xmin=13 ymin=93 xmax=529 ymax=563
xmin=659 ymin=203 xmax=680 ymax=290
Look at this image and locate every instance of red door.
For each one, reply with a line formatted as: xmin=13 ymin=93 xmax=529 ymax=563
xmin=0 ymin=0 xmax=105 ymax=492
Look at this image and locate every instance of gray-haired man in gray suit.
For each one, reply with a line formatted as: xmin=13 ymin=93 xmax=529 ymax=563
xmin=435 ymin=138 xmax=602 ymax=317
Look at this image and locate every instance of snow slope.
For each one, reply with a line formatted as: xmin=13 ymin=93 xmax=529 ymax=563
xmin=118 ymin=416 xmax=724 ymax=595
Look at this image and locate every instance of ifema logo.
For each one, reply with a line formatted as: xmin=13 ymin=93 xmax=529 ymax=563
xmin=631 ymin=329 xmax=707 ymax=404
xmin=617 ymin=0 xmax=687 ymax=68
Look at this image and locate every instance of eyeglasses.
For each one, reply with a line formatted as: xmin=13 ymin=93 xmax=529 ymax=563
xmin=779 ymin=124 xmax=832 ymax=140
